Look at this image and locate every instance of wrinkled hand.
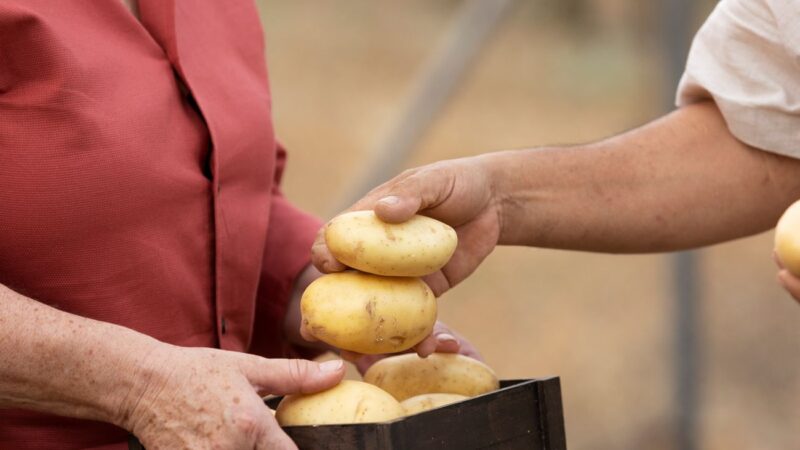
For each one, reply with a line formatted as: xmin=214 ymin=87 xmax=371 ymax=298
xmin=312 ymin=157 xmax=502 ymax=296
xmin=122 ymin=344 xmax=345 ymax=449
xmin=774 ymin=252 xmax=800 ymax=305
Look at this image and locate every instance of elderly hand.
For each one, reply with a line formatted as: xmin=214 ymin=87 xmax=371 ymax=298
xmin=312 ymin=156 xmax=501 ymax=296
xmin=123 ymin=344 xmax=344 ymax=449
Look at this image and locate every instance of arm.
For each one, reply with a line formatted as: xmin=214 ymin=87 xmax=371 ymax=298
xmin=0 ymin=283 xmax=344 ymax=448
xmin=313 ymin=101 xmax=800 ymax=294
xmin=492 ymin=101 xmax=800 ymax=251
xmin=0 ymin=283 xmax=158 ymax=423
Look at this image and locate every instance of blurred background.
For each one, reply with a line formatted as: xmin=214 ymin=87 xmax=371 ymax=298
xmin=255 ymin=1 xmax=800 ymax=449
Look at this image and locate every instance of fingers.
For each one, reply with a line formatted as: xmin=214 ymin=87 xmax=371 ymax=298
xmin=777 ymin=269 xmax=800 ymax=305
xmin=311 ymin=227 xmax=347 ymax=274
xmin=413 ymin=335 xmax=439 ymax=358
xmin=413 ymin=321 xmax=462 ymax=358
xmin=347 ymin=353 xmax=386 ymax=375
xmin=339 ymin=350 xmax=362 ymax=362
xmin=422 ymin=271 xmax=451 ymax=297
xmin=239 ymin=356 xmax=345 ymax=396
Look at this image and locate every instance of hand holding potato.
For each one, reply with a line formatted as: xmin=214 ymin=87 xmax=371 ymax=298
xmin=312 ymin=157 xmax=500 ymax=296
xmin=324 ymin=211 xmax=457 ymax=277
xmin=125 ymin=345 xmax=345 ymax=449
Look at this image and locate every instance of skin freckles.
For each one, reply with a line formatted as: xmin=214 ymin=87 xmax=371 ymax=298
xmin=0 ymin=284 xmax=346 ymax=448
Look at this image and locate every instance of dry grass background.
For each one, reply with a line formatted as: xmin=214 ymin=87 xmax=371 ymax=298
xmin=255 ymin=1 xmax=800 ymax=449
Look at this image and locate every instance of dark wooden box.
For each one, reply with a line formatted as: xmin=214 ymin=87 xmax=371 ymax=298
xmin=265 ymin=377 xmax=566 ymax=450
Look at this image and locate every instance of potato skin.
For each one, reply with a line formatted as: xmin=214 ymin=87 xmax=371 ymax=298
xmin=325 ymin=210 xmax=458 ymax=277
xmin=364 ymin=353 xmax=500 ymax=401
xmin=775 ymin=199 xmax=800 ymax=276
xmin=301 ymin=272 xmax=437 ymax=354
xmin=275 ymin=380 xmax=404 ymax=426
xmin=400 ymin=393 xmax=468 ymax=415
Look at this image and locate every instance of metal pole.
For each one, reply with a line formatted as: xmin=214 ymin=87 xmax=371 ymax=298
xmin=660 ymin=1 xmax=699 ymax=449
xmin=334 ymin=0 xmax=516 ymax=213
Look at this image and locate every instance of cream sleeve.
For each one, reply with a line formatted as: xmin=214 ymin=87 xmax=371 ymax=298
xmin=676 ymin=0 xmax=800 ymax=158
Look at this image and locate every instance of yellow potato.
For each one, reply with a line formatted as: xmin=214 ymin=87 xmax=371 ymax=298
xmin=400 ymin=393 xmax=468 ymax=415
xmin=364 ymin=353 xmax=500 ymax=401
xmin=325 ymin=210 xmax=458 ymax=277
xmin=275 ymin=380 xmax=404 ymax=426
xmin=775 ymin=199 xmax=800 ymax=276
xmin=301 ymin=271 xmax=436 ymax=354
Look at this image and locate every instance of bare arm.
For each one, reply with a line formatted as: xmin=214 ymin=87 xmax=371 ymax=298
xmin=0 ymin=283 xmax=344 ymax=448
xmin=313 ymin=101 xmax=800 ymax=294
xmin=0 ymin=284 xmax=156 ymax=421
xmin=492 ymin=101 xmax=800 ymax=251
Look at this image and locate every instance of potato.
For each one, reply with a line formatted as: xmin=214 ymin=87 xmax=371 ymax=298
xmin=301 ymin=271 xmax=437 ymax=354
xmin=325 ymin=210 xmax=457 ymax=277
xmin=275 ymin=380 xmax=404 ymax=426
xmin=400 ymin=393 xmax=468 ymax=415
xmin=364 ymin=353 xmax=500 ymax=401
xmin=775 ymin=199 xmax=800 ymax=276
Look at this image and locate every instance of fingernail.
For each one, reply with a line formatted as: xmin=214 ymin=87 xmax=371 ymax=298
xmin=378 ymin=196 xmax=400 ymax=205
xmin=319 ymin=359 xmax=343 ymax=372
xmin=436 ymin=333 xmax=457 ymax=344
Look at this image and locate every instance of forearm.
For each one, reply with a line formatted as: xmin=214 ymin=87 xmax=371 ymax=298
xmin=0 ymin=284 xmax=162 ymax=426
xmin=489 ymin=101 xmax=800 ymax=252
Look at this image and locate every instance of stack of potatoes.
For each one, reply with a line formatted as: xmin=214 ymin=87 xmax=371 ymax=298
xmin=276 ymin=211 xmax=500 ymax=426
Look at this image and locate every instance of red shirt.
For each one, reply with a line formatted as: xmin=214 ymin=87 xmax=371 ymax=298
xmin=0 ymin=1 xmax=320 ymax=448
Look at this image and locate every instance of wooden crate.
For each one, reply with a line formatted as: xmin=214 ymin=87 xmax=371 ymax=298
xmin=266 ymin=378 xmax=566 ymax=450
xmin=129 ymin=377 xmax=566 ymax=450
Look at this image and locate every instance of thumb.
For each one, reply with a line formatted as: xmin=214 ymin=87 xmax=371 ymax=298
xmin=239 ymin=356 xmax=345 ymax=396
xmin=373 ymin=194 xmax=420 ymax=224
xmin=311 ymin=226 xmax=348 ymax=273
xmin=373 ymin=169 xmax=454 ymax=224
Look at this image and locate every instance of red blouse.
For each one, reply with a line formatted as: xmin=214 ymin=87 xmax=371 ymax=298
xmin=0 ymin=1 xmax=320 ymax=448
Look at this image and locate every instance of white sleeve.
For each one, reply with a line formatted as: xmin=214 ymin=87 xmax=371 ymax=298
xmin=676 ymin=0 xmax=800 ymax=158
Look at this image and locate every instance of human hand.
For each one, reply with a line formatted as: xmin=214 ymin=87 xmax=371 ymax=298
xmin=301 ymin=320 xmax=482 ymax=375
xmin=312 ymin=156 xmax=502 ymax=296
xmin=773 ymin=251 xmax=800 ymax=305
xmin=121 ymin=344 xmax=345 ymax=449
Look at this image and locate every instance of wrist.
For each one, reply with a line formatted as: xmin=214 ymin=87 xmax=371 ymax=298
xmin=112 ymin=339 xmax=175 ymax=431
xmin=480 ymin=149 xmax=530 ymax=246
